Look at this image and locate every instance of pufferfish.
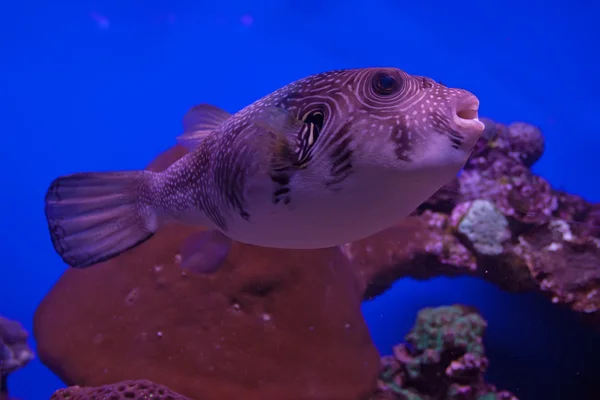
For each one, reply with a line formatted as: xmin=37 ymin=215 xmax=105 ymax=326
xmin=44 ymin=67 xmax=485 ymax=270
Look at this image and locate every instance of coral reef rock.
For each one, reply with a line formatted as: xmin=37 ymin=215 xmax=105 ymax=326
xmin=50 ymin=379 xmax=190 ymax=400
xmin=49 ymin=306 xmax=514 ymax=400
xmin=1 ymin=315 xmax=34 ymax=399
xmin=34 ymin=145 xmax=380 ymax=400
xmin=348 ymin=119 xmax=600 ymax=327
xmin=35 ymin=119 xmax=599 ymax=399
xmin=372 ymin=305 xmax=518 ymax=400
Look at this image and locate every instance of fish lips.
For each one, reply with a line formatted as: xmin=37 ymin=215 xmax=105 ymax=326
xmin=452 ymin=96 xmax=486 ymax=146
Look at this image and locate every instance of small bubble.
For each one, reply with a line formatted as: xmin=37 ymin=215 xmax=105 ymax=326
xmin=261 ymin=313 xmax=271 ymax=321
xmin=232 ymin=302 xmax=241 ymax=311
xmin=344 ymin=323 xmax=351 ymax=329
xmin=157 ymin=331 xmax=163 ymax=338
xmin=154 ymin=265 xmax=164 ymax=273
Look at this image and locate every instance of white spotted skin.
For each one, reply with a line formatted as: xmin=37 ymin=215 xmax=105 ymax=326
xmin=150 ymin=67 xmax=485 ymax=249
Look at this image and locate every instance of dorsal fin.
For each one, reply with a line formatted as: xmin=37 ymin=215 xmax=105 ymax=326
xmin=176 ymin=104 xmax=232 ymax=150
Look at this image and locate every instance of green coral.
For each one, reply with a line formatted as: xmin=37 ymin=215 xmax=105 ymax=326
xmin=374 ymin=305 xmax=516 ymax=400
xmin=407 ymin=305 xmax=487 ymax=355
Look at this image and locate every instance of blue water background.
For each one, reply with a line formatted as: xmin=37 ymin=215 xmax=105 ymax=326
xmin=1 ymin=0 xmax=599 ymax=399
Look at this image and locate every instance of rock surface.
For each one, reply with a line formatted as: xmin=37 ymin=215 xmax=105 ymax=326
xmin=351 ymin=120 xmax=600 ymax=327
xmin=49 ymin=306 xmax=516 ymax=400
xmin=34 ymin=119 xmax=600 ymax=399
xmin=50 ymin=380 xmax=190 ymax=400
xmin=1 ymin=315 xmax=34 ymax=400
xmin=34 ymin=145 xmax=379 ymax=400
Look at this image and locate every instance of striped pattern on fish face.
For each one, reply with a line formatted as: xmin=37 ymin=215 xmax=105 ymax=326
xmin=193 ymin=67 xmax=484 ymax=248
xmin=273 ymin=67 xmax=484 ymax=174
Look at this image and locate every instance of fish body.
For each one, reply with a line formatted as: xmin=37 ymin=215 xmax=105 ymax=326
xmin=45 ymin=67 xmax=485 ymax=268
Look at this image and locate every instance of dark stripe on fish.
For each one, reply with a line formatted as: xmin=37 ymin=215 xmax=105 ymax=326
xmin=209 ymin=141 xmax=253 ymax=229
xmin=268 ymin=109 xmax=325 ymax=205
xmin=325 ymin=121 xmax=354 ymax=189
xmin=431 ymin=113 xmax=465 ymax=149
xmin=271 ymin=170 xmax=292 ymax=205
xmin=390 ymin=118 xmax=414 ymax=162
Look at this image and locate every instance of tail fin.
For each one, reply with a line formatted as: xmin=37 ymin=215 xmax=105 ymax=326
xmin=44 ymin=170 xmax=157 ymax=269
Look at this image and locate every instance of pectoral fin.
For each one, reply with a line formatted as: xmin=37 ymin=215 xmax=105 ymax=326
xmin=179 ymin=230 xmax=233 ymax=274
xmin=253 ymin=106 xmax=305 ymax=170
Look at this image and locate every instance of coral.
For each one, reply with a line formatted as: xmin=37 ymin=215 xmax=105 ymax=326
xmin=450 ymin=200 xmax=511 ymax=256
xmin=48 ymin=307 xmax=515 ymax=400
xmin=1 ymin=315 xmax=34 ymax=399
xmin=372 ymin=305 xmax=517 ymax=400
xmin=345 ymin=120 xmax=600 ymax=324
xmin=503 ymin=122 xmax=545 ymax=167
xmin=467 ymin=119 xmax=544 ymax=169
xmin=33 ymin=118 xmax=599 ymax=399
xmin=50 ymin=380 xmax=190 ymax=400
xmin=34 ymin=145 xmax=380 ymax=400
xmin=583 ymin=204 xmax=600 ymax=238
xmin=417 ymin=178 xmax=460 ymax=214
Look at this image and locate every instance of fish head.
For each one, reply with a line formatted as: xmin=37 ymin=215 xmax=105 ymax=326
xmin=277 ymin=67 xmax=486 ymax=218
xmin=327 ymin=68 xmax=484 ymax=172
xmin=281 ymin=67 xmax=482 ymax=170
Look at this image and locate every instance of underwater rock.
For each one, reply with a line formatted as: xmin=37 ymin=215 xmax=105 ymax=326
xmin=347 ymin=119 xmax=600 ymax=326
xmin=34 ymin=118 xmax=600 ymax=399
xmin=34 ymin=145 xmax=380 ymax=400
xmin=0 ymin=315 xmax=34 ymax=399
xmin=49 ymin=306 xmax=515 ymax=400
xmin=514 ymin=221 xmax=600 ymax=316
xmin=416 ymin=177 xmax=460 ymax=214
xmin=50 ymin=379 xmax=190 ymax=400
xmin=372 ymin=305 xmax=517 ymax=400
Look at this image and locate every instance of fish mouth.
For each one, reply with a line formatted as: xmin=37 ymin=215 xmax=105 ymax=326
xmin=453 ymin=95 xmax=485 ymax=134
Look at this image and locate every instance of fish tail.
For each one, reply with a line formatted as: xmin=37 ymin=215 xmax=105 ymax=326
xmin=44 ymin=170 xmax=159 ymax=268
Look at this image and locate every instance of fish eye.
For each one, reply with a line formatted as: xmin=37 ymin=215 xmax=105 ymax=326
xmin=372 ymin=72 xmax=399 ymax=95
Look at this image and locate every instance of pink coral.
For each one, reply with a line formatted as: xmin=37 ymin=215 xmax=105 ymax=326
xmin=495 ymin=173 xmax=558 ymax=225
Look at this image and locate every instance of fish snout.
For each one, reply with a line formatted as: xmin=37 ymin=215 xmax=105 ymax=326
xmin=451 ymin=92 xmax=485 ymax=147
